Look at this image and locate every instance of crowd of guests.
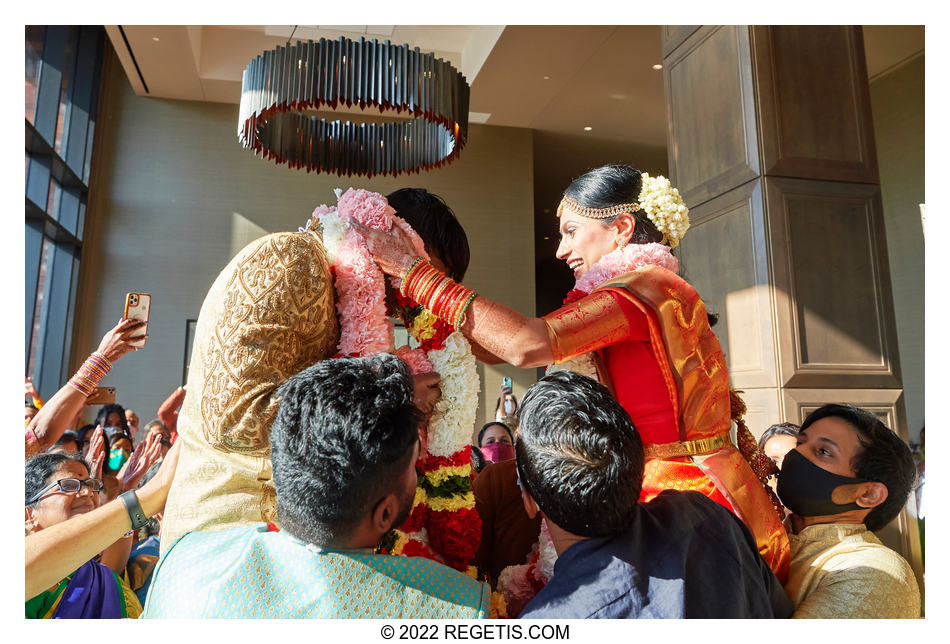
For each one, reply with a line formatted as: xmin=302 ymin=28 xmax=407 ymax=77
xmin=25 ymin=321 xmax=186 ymax=617
xmin=24 ymin=179 xmax=921 ymax=620
xmin=25 ymin=346 xmax=921 ymax=619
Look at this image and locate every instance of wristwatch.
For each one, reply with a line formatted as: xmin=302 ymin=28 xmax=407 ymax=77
xmin=120 ymin=490 xmax=148 ymax=530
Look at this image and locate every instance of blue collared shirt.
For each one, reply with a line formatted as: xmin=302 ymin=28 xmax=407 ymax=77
xmin=520 ymin=491 xmax=793 ymax=619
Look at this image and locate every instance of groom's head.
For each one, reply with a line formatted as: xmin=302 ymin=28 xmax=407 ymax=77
xmin=387 ymin=188 xmax=469 ymax=281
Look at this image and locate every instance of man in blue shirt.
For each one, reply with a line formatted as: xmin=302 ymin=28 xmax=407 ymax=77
xmin=515 ymin=371 xmax=793 ymax=619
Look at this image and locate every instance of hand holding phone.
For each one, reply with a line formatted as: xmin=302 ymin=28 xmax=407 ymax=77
xmin=501 ymin=377 xmax=515 ymax=415
xmin=96 ymin=317 xmax=148 ymax=362
xmin=123 ymin=292 xmax=151 ymax=348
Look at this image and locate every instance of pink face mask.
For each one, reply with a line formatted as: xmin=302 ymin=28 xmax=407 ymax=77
xmin=481 ymin=442 xmax=515 ymax=463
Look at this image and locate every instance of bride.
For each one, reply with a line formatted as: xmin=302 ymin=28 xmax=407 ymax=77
xmin=354 ymin=164 xmax=789 ymax=581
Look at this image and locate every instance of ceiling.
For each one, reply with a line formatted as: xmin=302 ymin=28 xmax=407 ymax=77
xmin=106 ymin=24 xmax=924 ymax=152
xmin=105 ymin=24 xmax=924 ymax=314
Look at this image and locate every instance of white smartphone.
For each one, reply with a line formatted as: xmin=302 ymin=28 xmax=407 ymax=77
xmin=123 ymin=292 xmax=151 ymax=348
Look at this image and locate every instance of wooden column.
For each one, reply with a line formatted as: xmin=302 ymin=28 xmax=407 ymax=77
xmin=661 ymin=25 xmax=921 ymax=585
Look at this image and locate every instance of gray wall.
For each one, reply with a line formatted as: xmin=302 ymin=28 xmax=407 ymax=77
xmin=869 ymin=54 xmax=925 ymax=443
xmin=74 ymin=47 xmax=537 ymax=438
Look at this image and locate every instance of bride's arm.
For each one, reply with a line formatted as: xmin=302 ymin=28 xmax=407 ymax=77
xmin=350 ymin=218 xmax=636 ymax=369
xmin=351 ymin=218 xmax=553 ymax=367
xmin=462 ymin=298 xmax=553 ymax=368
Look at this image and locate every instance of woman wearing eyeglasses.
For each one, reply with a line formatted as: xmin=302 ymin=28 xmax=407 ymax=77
xmin=25 ymin=452 xmax=142 ymax=618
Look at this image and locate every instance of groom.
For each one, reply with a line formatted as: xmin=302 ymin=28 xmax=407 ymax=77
xmin=160 ymin=188 xmax=471 ymax=551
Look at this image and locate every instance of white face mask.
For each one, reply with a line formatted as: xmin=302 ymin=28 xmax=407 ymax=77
xmin=504 ymin=399 xmax=514 ymax=415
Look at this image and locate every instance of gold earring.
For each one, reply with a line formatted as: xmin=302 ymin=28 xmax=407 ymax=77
xmin=617 ymin=237 xmax=628 ymax=250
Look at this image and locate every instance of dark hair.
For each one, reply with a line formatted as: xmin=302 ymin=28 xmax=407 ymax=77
xmin=471 ymin=445 xmax=487 ymax=473
xmin=477 ymin=422 xmax=513 ymax=447
xmin=144 ymin=419 xmax=167 ymax=434
xmin=515 ymin=370 xmax=644 ymax=538
xmin=386 ymin=188 xmax=470 ymax=281
xmin=53 ymin=430 xmax=80 ymax=451
xmin=758 ymin=422 xmax=800 ymax=451
xmin=25 ymin=452 xmax=89 ymax=504
xmin=95 ymin=404 xmax=129 ymax=434
xmin=563 ymin=164 xmax=664 ymax=245
xmin=270 ymin=354 xmax=422 ymax=545
xmin=801 ymin=404 xmax=916 ymax=532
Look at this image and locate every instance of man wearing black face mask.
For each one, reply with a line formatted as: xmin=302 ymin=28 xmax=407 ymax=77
xmin=777 ymin=404 xmax=919 ymax=618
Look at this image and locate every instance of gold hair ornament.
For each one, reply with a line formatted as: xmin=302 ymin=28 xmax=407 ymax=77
xmin=556 ymin=173 xmax=691 ymax=248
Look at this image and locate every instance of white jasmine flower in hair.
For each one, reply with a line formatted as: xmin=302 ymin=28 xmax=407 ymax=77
xmin=638 ymin=174 xmax=690 ymax=248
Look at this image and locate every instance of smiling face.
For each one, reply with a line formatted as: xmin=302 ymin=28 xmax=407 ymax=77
xmin=555 ymin=214 xmax=620 ymax=278
xmin=27 ymin=460 xmax=100 ymax=532
xmin=794 ymin=416 xmax=864 ymax=477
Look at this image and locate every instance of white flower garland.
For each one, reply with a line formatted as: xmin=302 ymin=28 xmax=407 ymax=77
xmin=426 ymin=332 xmax=480 ymax=457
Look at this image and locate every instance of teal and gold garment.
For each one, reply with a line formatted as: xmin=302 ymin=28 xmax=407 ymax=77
xmin=143 ymin=524 xmax=490 ymax=618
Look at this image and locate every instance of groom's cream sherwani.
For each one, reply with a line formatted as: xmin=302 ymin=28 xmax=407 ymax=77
xmin=161 ymin=231 xmax=339 ymax=552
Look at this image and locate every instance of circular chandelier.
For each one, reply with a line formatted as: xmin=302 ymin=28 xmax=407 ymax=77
xmin=238 ymin=36 xmax=470 ymax=177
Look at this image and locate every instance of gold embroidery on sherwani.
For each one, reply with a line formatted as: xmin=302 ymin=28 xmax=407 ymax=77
xmin=161 ymin=232 xmax=339 ymax=553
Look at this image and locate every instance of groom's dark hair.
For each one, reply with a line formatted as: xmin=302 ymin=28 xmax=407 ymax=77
xmin=387 ymin=188 xmax=470 ymax=281
xmin=270 ymin=354 xmax=422 ymax=545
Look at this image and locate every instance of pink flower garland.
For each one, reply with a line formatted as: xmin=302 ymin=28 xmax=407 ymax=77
xmin=572 ymin=242 xmax=678 ymax=295
xmin=328 ymin=188 xmax=428 ymax=356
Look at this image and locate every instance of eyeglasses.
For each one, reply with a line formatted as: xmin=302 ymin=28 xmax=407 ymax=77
xmin=26 ymin=478 xmax=103 ymax=505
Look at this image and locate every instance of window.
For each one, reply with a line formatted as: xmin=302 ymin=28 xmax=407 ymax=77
xmin=25 ymin=26 xmax=104 ymax=397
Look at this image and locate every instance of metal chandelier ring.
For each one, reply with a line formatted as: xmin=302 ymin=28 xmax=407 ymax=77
xmin=237 ymin=36 xmax=470 ymax=177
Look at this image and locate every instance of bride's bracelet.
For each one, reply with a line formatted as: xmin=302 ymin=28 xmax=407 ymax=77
xmin=400 ymin=259 xmax=477 ymax=331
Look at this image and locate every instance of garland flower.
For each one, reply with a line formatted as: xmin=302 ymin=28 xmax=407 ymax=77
xmin=306 ymin=188 xmax=482 ymax=574
xmin=638 ymin=173 xmax=690 ymax=248
xmin=495 ymin=520 xmax=557 ymax=617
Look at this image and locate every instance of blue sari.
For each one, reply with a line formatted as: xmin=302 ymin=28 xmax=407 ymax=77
xmin=26 ymin=559 xmax=142 ymax=619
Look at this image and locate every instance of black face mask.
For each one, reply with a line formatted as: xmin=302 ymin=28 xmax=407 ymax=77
xmin=777 ymin=448 xmax=868 ymax=517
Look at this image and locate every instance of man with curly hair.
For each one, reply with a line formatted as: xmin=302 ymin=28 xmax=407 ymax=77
xmin=145 ymin=355 xmax=489 ymax=618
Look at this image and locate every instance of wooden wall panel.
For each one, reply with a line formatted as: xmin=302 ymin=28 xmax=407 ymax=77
xmin=752 ymin=26 xmax=879 ymax=183
xmin=737 ymin=387 xmax=783 ymax=441
xmin=661 ymin=25 xmax=700 ymax=57
xmin=665 ymin=25 xmax=759 ymax=208
xmin=679 ymin=179 xmax=777 ymax=388
xmin=765 ymin=178 xmax=901 ymax=388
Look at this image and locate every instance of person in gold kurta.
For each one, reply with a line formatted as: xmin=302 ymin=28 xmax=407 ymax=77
xmin=777 ymin=404 xmax=920 ymax=618
xmin=161 ymin=231 xmax=340 ymax=552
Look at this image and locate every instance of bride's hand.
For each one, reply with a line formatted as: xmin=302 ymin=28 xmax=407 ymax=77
xmin=348 ymin=218 xmax=419 ymax=277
